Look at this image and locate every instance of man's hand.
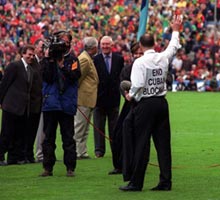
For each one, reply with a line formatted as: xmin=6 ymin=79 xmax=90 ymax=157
xmin=170 ymin=15 xmax=183 ymax=32
xmin=57 ymin=58 xmax=64 ymax=69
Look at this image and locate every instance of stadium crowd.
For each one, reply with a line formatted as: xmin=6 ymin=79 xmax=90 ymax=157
xmin=0 ymin=0 xmax=220 ymax=89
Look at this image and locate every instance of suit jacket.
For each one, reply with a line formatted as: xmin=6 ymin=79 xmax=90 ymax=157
xmin=0 ymin=60 xmax=33 ymax=116
xmin=94 ymin=52 xmax=124 ymax=108
xmin=77 ymin=50 xmax=99 ymax=108
xmin=30 ymin=60 xmax=42 ymax=114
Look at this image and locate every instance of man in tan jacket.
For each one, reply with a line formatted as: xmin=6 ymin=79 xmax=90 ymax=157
xmin=74 ymin=37 xmax=99 ymax=159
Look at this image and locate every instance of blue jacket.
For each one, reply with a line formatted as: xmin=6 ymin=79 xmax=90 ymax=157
xmin=41 ymin=53 xmax=81 ymax=115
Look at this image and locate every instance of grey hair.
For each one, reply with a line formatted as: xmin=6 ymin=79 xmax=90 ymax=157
xmin=83 ymin=37 xmax=98 ymax=50
xmin=100 ymin=36 xmax=113 ymax=44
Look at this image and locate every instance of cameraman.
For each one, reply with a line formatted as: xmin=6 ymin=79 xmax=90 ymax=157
xmin=40 ymin=31 xmax=81 ymax=177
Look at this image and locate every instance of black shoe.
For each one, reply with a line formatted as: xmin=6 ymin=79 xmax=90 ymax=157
xmin=40 ymin=170 xmax=53 ymax=177
xmin=108 ymin=169 xmax=122 ymax=175
xmin=7 ymin=160 xmax=26 ymax=165
xmin=26 ymin=158 xmax=36 ymax=163
xmin=0 ymin=160 xmax=7 ymax=166
xmin=7 ymin=160 xmax=18 ymax=165
xmin=77 ymin=155 xmax=91 ymax=160
xmin=119 ymin=183 xmax=142 ymax=192
xmin=17 ymin=160 xmax=26 ymax=165
xmin=151 ymin=184 xmax=171 ymax=191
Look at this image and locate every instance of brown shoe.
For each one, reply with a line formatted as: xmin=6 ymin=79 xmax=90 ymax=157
xmin=40 ymin=170 xmax=53 ymax=177
xmin=95 ymin=153 xmax=104 ymax=158
xmin=66 ymin=170 xmax=75 ymax=177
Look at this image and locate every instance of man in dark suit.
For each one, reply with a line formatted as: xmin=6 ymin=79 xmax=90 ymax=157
xmin=93 ymin=36 xmax=124 ymax=163
xmin=23 ymin=41 xmax=43 ymax=163
xmin=0 ymin=45 xmax=35 ymax=165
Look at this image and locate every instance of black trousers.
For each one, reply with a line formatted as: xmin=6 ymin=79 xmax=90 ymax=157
xmin=0 ymin=110 xmax=27 ymax=162
xmin=122 ymin=97 xmax=171 ymax=189
xmin=93 ymin=106 xmax=119 ymax=156
xmin=42 ymin=111 xmax=76 ymax=171
xmin=24 ymin=112 xmax=41 ymax=160
xmin=111 ymin=101 xmax=131 ymax=170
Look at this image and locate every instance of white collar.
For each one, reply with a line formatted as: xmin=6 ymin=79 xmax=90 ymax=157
xmin=144 ymin=49 xmax=155 ymax=55
xmin=21 ymin=58 xmax=28 ymax=69
xmin=102 ymin=53 xmax=112 ymax=58
xmin=35 ymin=55 xmax=40 ymax=63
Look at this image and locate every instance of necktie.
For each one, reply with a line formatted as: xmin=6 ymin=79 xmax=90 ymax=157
xmin=105 ymin=55 xmax=110 ymax=73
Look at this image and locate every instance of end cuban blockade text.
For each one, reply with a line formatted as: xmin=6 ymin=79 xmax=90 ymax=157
xmin=143 ymin=68 xmax=166 ymax=95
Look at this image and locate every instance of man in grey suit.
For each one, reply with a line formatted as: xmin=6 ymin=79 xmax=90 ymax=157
xmin=93 ymin=36 xmax=124 ymax=161
xmin=0 ymin=45 xmax=35 ymax=165
xmin=33 ymin=38 xmax=45 ymax=163
xmin=74 ymin=37 xmax=99 ymax=159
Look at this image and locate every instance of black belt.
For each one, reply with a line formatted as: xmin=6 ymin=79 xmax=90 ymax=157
xmin=150 ymin=95 xmax=165 ymax=98
xmin=140 ymin=96 xmax=165 ymax=102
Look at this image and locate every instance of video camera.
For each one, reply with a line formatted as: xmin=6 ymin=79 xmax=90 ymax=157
xmin=44 ymin=31 xmax=71 ymax=60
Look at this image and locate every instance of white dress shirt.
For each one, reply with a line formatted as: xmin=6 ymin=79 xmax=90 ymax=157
xmin=129 ymin=31 xmax=181 ymax=101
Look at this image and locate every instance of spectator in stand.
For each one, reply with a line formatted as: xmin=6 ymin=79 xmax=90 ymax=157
xmin=162 ymin=27 xmax=172 ymax=41
xmin=176 ymin=76 xmax=187 ymax=91
xmin=205 ymin=77 xmax=219 ymax=92
xmin=171 ymin=50 xmax=183 ymax=80
xmin=182 ymin=26 xmax=194 ymax=54
xmin=187 ymin=76 xmax=198 ymax=91
xmin=217 ymin=0 xmax=220 ymax=21
xmin=181 ymin=53 xmax=193 ymax=72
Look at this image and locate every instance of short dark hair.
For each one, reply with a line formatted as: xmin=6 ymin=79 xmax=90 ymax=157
xmin=34 ymin=38 xmax=44 ymax=46
xmin=139 ymin=34 xmax=155 ymax=48
xmin=21 ymin=45 xmax=35 ymax=54
xmin=130 ymin=40 xmax=140 ymax=54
